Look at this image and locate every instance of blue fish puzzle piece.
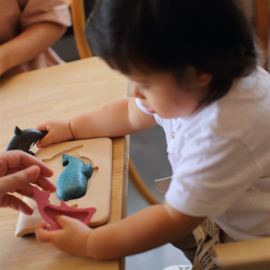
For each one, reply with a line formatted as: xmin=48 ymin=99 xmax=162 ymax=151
xmin=56 ymin=154 xmax=93 ymax=201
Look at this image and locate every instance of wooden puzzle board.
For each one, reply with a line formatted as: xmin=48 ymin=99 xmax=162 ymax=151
xmin=15 ymin=138 xmax=112 ymax=237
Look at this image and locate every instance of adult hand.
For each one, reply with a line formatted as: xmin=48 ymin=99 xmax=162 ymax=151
xmin=0 ymin=150 xmax=55 ymax=214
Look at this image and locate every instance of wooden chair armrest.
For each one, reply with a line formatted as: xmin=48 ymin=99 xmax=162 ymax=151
xmin=212 ymin=237 xmax=270 ymax=269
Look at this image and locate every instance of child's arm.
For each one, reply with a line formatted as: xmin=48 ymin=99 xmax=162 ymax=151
xmin=37 ymin=97 xmax=157 ymax=147
xmin=36 ymin=200 xmax=205 ymax=259
xmin=0 ymin=22 xmax=66 ymax=76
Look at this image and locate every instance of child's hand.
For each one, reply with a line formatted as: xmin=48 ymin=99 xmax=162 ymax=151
xmin=36 ymin=215 xmax=91 ymax=257
xmin=36 ymin=120 xmax=74 ymax=148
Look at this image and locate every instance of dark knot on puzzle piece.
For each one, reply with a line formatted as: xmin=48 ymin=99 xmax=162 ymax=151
xmin=5 ymin=126 xmax=47 ymax=155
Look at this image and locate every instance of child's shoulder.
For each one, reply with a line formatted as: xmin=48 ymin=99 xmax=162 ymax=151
xmin=183 ymin=68 xmax=270 ymax=138
xmin=225 ymin=67 xmax=270 ymax=101
xmin=217 ymin=67 xmax=270 ymax=123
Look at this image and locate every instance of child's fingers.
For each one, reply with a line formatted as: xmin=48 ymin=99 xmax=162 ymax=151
xmin=35 ymin=224 xmax=53 ymax=242
xmin=55 ymin=215 xmax=77 ymax=227
xmin=35 ymin=123 xmax=53 ymax=148
xmin=37 ymin=134 xmax=52 ymax=148
xmin=35 ymin=123 xmax=48 ymax=132
xmin=36 ymin=120 xmax=73 ymax=148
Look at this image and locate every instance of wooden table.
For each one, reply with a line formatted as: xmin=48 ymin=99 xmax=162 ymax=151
xmin=0 ymin=57 xmax=129 ymax=270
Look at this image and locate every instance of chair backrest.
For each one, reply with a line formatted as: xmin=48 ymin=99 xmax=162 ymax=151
xmin=71 ymin=0 xmax=93 ymax=59
xmin=253 ymin=0 xmax=269 ymax=71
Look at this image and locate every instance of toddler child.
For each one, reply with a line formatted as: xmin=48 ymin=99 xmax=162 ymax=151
xmin=35 ymin=0 xmax=270 ymax=269
xmin=0 ymin=0 xmax=70 ymax=77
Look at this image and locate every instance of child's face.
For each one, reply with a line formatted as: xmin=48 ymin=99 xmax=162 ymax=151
xmin=127 ymin=69 xmax=209 ymax=119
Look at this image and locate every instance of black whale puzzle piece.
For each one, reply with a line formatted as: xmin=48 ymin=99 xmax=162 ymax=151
xmin=6 ymin=126 xmax=47 ymax=155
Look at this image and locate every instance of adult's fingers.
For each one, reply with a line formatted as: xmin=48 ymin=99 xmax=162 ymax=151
xmin=0 ymin=150 xmax=53 ymax=177
xmin=16 ymin=178 xmax=56 ymax=198
xmin=0 ymin=172 xmax=55 ymax=198
xmin=0 ymin=166 xmax=56 ymax=199
xmin=0 ymin=165 xmax=40 ymax=194
xmin=0 ymin=194 xmax=33 ymax=215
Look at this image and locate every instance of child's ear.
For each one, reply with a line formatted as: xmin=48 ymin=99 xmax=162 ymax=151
xmin=197 ymin=72 xmax=212 ymax=87
xmin=186 ymin=67 xmax=212 ymax=87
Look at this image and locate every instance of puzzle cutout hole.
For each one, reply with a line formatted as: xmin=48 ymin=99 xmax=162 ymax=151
xmin=42 ymin=145 xmax=99 ymax=202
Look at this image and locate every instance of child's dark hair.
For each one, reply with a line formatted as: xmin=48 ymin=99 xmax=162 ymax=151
xmin=85 ymin=0 xmax=257 ymax=105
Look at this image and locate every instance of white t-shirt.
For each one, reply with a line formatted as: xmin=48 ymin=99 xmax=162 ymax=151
xmin=135 ymin=67 xmax=270 ymax=241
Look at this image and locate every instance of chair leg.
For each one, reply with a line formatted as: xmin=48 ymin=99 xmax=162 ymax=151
xmin=129 ymin=159 xmax=160 ymax=205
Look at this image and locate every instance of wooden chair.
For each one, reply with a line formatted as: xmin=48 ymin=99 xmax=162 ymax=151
xmin=70 ymin=0 xmax=160 ymax=205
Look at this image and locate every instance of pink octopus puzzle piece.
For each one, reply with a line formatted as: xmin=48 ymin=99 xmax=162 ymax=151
xmin=33 ymin=186 xmax=96 ymax=231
